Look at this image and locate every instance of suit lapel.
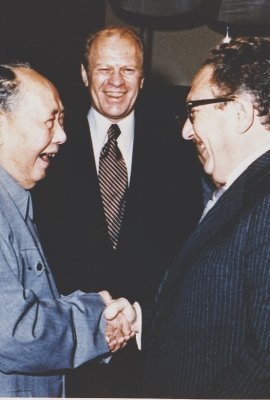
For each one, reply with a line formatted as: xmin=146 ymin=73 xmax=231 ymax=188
xmin=78 ymin=117 xmax=98 ymax=178
xmin=158 ymin=150 xmax=270 ymax=305
xmin=157 ymin=178 xmax=245 ymax=304
xmin=127 ymin=111 xmax=145 ymax=191
xmin=117 ymin=112 xmax=146 ymax=245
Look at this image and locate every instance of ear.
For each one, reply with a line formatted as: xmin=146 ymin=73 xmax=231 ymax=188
xmin=234 ymin=96 xmax=254 ymax=134
xmin=140 ymin=76 xmax=144 ymax=89
xmin=0 ymin=113 xmax=10 ymax=146
xmin=81 ymin=64 xmax=89 ymax=87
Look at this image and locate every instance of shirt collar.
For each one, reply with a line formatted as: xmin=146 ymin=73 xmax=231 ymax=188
xmin=224 ymin=142 xmax=270 ymax=190
xmin=0 ymin=165 xmax=31 ymax=219
xmin=88 ymin=107 xmax=134 ymax=154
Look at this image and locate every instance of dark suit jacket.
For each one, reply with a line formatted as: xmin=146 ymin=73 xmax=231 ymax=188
xmin=32 ymin=92 xmax=203 ymax=397
xmin=143 ymin=150 xmax=270 ymax=399
xmin=33 ymin=96 xmax=203 ymax=304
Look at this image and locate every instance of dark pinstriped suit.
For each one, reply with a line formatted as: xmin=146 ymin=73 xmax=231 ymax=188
xmin=143 ymin=150 xmax=270 ymax=399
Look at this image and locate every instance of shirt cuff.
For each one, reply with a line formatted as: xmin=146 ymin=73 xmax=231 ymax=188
xmin=133 ymin=301 xmax=142 ymax=350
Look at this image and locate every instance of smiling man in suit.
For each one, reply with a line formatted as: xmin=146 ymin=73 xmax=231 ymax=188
xmin=141 ymin=36 xmax=270 ymax=398
xmin=33 ymin=25 xmax=203 ymax=397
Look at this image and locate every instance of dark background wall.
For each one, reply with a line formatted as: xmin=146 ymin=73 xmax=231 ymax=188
xmin=1 ymin=0 xmax=270 ymax=119
xmin=0 ymin=0 xmax=106 ymax=104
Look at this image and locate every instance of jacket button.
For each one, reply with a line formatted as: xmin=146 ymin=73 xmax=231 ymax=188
xmin=36 ymin=262 xmax=43 ymax=271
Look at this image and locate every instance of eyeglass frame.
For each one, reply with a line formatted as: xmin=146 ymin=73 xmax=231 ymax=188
xmin=186 ymin=97 xmax=236 ymax=124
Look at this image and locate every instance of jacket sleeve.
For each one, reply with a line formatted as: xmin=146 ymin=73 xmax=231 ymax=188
xmin=0 ymin=227 xmax=110 ymax=374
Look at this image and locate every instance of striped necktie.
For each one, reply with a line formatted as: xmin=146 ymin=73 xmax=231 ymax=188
xmin=98 ymin=124 xmax=128 ymax=249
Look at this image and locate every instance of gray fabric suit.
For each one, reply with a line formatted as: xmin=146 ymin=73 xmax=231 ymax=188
xmin=0 ymin=166 xmax=109 ymax=397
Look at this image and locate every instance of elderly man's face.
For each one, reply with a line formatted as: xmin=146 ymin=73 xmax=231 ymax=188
xmin=0 ymin=69 xmax=66 ymax=189
xmin=81 ymin=33 xmax=144 ymax=122
xmin=182 ymin=66 xmax=239 ymax=187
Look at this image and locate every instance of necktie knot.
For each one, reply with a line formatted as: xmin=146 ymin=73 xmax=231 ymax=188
xmin=101 ymin=124 xmax=121 ymax=159
xmin=108 ymin=124 xmax=121 ymax=141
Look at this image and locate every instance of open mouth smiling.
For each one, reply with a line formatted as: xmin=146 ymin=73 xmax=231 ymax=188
xmin=39 ymin=152 xmax=57 ymax=162
xmin=105 ymin=92 xmax=126 ymax=98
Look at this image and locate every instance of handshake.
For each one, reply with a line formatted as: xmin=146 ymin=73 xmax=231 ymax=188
xmin=99 ymin=291 xmax=141 ymax=353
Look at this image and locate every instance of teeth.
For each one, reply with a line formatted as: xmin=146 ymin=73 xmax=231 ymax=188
xmin=39 ymin=153 xmax=56 ymax=161
xmin=106 ymin=92 xmax=124 ymax=98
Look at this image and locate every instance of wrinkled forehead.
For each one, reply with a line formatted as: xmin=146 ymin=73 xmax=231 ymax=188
xmin=14 ymin=68 xmax=63 ymax=110
xmin=90 ymin=33 xmax=143 ymax=63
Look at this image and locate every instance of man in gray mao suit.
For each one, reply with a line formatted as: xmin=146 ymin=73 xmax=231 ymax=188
xmin=0 ymin=62 xmax=136 ymax=397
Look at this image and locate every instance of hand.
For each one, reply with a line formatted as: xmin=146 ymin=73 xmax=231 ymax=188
xmin=99 ymin=290 xmax=138 ymax=329
xmin=99 ymin=291 xmax=138 ymax=352
xmin=106 ymin=311 xmax=134 ymax=352
xmin=104 ymin=297 xmax=138 ymax=330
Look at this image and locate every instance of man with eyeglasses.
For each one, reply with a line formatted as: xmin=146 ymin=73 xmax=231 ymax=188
xmin=141 ymin=36 xmax=270 ymax=398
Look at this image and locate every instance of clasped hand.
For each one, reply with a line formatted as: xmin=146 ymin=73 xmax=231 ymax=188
xmin=99 ymin=291 xmax=139 ymax=352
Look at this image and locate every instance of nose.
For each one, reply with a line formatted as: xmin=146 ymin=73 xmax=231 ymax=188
xmin=182 ymin=118 xmax=195 ymax=141
xmin=108 ymin=70 xmax=124 ymax=86
xmin=53 ymin=124 xmax=67 ymax=145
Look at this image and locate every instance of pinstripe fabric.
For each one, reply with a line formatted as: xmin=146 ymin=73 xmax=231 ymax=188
xmin=144 ymin=150 xmax=270 ymax=398
xmin=98 ymin=124 xmax=128 ymax=249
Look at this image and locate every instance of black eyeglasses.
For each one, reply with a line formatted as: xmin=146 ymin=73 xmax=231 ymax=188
xmin=186 ymin=97 xmax=235 ymax=124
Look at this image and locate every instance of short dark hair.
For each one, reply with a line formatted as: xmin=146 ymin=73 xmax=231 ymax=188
xmin=204 ymin=37 xmax=270 ymax=127
xmin=82 ymin=25 xmax=144 ymax=74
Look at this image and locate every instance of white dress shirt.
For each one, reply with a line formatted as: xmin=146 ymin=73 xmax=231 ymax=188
xmin=87 ymin=107 xmax=135 ymax=185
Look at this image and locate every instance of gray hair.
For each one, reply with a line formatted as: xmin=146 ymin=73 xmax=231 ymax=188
xmin=0 ymin=61 xmax=31 ymax=112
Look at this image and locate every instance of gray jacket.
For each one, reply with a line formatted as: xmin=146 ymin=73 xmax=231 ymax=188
xmin=0 ymin=166 xmax=109 ymax=397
